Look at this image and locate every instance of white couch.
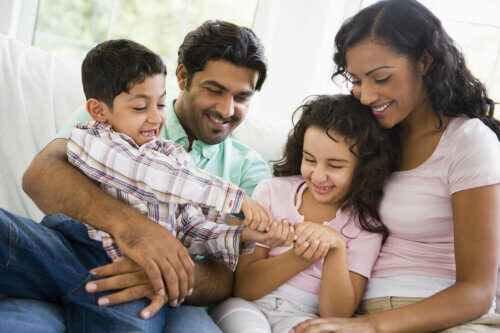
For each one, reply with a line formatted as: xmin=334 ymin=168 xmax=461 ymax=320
xmin=0 ymin=33 xmax=289 ymax=222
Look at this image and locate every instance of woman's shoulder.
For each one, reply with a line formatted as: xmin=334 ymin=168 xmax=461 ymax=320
xmin=446 ymin=117 xmax=499 ymax=144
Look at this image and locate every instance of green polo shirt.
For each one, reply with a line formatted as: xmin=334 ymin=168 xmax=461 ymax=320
xmin=55 ymin=97 xmax=271 ymax=195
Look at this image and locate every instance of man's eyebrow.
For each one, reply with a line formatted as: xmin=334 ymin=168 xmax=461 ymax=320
xmin=203 ymin=80 xmax=255 ymax=96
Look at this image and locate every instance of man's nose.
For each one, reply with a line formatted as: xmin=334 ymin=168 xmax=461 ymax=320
xmin=216 ymin=96 xmax=235 ymax=119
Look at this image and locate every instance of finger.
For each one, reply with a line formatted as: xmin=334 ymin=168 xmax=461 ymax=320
xmin=267 ymin=221 xmax=279 ymax=238
xmin=174 ymin=254 xmax=189 ymax=301
xmin=90 ymin=257 xmax=140 ymax=276
xmin=178 ymin=252 xmax=195 ymax=294
xmin=142 ymin=259 xmax=166 ymax=296
xmin=311 ymin=241 xmax=329 ymax=261
xmin=294 ymin=241 xmax=309 ymax=256
xmin=295 ymin=225 xmax=314 ymax=245
xmin=243 ymin=206 xmax=253 ymax=227
xmin=291 ymin=317 xmax=335 ymax=333
xmin=86 ymin=271 xmax=148 ymax=293
xmin=157 ymin=257 xmax=181 ymax=305
xmin=284 ymin=224 xmax=295 ymax=246
xmin=97 ymin=284 xmax=154 ymax=307
xmin=301 ymin=239 xmax=320 ymax=260
xmin=141 ymin=295 xmax=166 ymax=319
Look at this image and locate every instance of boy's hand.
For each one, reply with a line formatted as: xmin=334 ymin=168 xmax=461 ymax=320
xmin=240 ymin=196 xmax=274 ymax=232
xmin=241 ymin=219 xmax=294 ymax=247
xmin=293 ymin=221 xmax=346 ymax=251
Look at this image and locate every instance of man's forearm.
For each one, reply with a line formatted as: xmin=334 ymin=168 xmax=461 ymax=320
xmin=22 ymin=138 xmax=142 ymax=235
xmin=185 ymin=257 xmax=233 ymax=306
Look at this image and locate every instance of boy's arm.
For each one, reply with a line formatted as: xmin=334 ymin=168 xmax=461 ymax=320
xmin=22 ymin=138 xmax=194 ymax=299
xmin=67 ymin=123 xmax=247 ymax=214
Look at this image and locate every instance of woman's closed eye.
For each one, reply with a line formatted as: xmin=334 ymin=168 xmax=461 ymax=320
xmin=375 ymin=75 xmax=392 ymax=84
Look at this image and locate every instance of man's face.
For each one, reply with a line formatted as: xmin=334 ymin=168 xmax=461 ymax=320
xmin=175 ymin=60 xmax=258 ymax=145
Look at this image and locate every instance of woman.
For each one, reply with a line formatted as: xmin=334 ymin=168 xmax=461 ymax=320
xmin=292 ymin=0 xmax=500 ymax=332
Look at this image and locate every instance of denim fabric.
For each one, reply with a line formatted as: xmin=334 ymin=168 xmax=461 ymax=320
xmin=0 ymin=209 xmax=220 ymax=333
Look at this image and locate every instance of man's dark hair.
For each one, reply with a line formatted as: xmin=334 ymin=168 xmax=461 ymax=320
xmin=82 ymin=39 xmax=166 ymax=107
xmin=177 ymin=20 xmax=267 ymax=91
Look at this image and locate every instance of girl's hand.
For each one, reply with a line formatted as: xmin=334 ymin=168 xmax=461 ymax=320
xmin=293 ymin=238 xmax=330 ymax=263
xmin=241 ymin=219 xmax=294 ymax=247
xmin=294 ymin=221 xmax=346 ymax=250
xmin=290 ymin=316 xmax=376 ymax=333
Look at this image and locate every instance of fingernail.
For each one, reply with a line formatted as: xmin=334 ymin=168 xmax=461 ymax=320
xmin=188 ymin=288 xmax=193 ymax=295
xmin=313 ymin=240 xmax=319 ymax=246
xmin=98 ymin=298 xmax=110 ymax=306
xmin=179 ymin=298 xmax=185 ymax=304
xmin=303 ymin=242 xmax=309 ymax=247
xmin=170 ymin=300 xmax=177 ymax=307
xmin=143 ymin=311 xmax=150 ymax=319
xmin=86 ymin=283 xmax=97 ymax=292
xmin=158 ymin=288 xmax=165 ymax=296
xmin=89 ymin=269 xmax=97 ymax=275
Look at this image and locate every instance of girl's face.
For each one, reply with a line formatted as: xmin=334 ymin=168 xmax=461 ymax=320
xmin=345 ymin=38 xmax=429 ymax=129
xmin=301 ymin=126 xmax=359 ymax=207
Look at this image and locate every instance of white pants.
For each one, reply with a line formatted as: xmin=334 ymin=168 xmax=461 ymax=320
xmin=210 ymin=284 xmax=318 ymax=333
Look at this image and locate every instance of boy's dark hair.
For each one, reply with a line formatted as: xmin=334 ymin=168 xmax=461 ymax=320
xmin=82 ymin=39 xmax=166 ymax=107
xmin=274 ymin=94 xmax=397 ymax=242
xmin=177 ymin=20 xmax=267 ymax=91
xmin=333 ymin=0 xmax=499 ymax=139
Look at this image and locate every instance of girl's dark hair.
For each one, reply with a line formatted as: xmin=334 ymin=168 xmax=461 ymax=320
xmin=274 ymin=94 xmax=397 ymax=242
xmin=333 ymin=0 xmax=499 ymax=139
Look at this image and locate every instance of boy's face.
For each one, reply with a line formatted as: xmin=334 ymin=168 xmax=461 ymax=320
xmin=175 ymin=60 xmax=258 ymax=145
xmin=104 ymin=74 xmax=167 ymax=146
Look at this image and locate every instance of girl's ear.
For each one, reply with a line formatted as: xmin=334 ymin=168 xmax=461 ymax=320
xmin=419 ymin=49 xmax=433 ymax=76
xmin=176 ymin=64 xmax=189 ymax=91
xmin=86 ymin=98 xmax=108 ymax=122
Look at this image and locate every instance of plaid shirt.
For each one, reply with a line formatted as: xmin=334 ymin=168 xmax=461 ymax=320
xmin=67 ymin=121 xmax=252 ymax=270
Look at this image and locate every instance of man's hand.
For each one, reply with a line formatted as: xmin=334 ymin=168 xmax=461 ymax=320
xmin=240 ymin=196 xmax=274 ymax=232
xmin=113 ymin=221 xmax=195 ymax=306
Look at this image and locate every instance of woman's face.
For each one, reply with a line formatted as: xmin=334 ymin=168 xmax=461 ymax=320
xmin=345 ymin=39 xmax=429 ymax=129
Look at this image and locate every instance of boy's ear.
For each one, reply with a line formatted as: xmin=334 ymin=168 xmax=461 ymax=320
xmin=86 ymin=98 xmax=108 ymax=122
xmin=176 ymin=64 xmax=189 ymax=91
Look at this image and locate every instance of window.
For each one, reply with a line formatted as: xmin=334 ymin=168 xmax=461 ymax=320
xmin=33 ymin=0 xmax=258 ymax=89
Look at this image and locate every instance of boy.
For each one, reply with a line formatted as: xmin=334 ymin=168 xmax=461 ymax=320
xmin=0 ymin=39 xmax=273 ymax=332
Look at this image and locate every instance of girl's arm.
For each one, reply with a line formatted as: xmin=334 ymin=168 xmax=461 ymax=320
xmin=234 ymin=240 xmax=329 ymax=301
xmin=319 ymin=247 xmax=367 ymax=318
xmin=293 ymin=184 xmax=500 ymax=333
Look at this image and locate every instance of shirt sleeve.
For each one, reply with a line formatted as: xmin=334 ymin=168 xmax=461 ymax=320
xmin=176 ymin=204 xmax=244 ymax=271
xmin=448 ymin=119 xmax=500 ymax=194
xmin=54 ymin=105 xmax=91 ymax=139
xmin=345 ymin=229 xmax=383 ymax=279
xmin=66 ymin=121 xmax=246 ymax=213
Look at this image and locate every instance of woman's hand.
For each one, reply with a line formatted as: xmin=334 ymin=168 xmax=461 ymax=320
xmin=290 ymin=316 xmax=377 ymax=333
xmin=86 ymin=257 xmax=169 ymax=319
xmin=294 ymin=222 xmax=346 ymax=251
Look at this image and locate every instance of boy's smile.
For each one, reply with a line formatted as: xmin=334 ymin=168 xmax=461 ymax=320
xmin=100 ymin=74 xmax=167 ymax=146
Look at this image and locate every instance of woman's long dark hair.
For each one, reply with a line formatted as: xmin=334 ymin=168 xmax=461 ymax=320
xmin=333 ymin=0 xmax=499 ymax=139
xmin=274 ymin=95 xmax=397 ymax=242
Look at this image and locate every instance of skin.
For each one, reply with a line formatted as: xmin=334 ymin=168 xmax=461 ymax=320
xmin=234 ymin=126 xmax=367 ymax=318
xmin=22 ymin=60 xmax=272 ymax=318
xmin=291 ymin=39 xmax=499 ymax=333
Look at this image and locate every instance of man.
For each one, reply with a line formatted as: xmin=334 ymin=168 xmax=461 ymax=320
xmin=7 ymin=20 xmax=271 ymax=331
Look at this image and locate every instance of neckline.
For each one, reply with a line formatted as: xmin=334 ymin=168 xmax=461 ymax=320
xmin=395 ymin=117 xmax=459 ymax=175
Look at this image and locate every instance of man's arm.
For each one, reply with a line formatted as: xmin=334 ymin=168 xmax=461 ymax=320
xmin=23 ymin=138 xmax=195 ymax=302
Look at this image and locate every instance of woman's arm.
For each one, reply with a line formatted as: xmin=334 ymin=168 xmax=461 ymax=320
xmin=293 ymin=184 xmax=500 ymax=333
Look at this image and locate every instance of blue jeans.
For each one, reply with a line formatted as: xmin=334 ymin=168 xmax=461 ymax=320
xmin=0 ymin=208 xmax=222 ymax=333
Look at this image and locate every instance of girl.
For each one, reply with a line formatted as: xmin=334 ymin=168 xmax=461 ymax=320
xmin=209 ymin=94 xmax=396 ymax=332
xmin=293 ymin=0 xmax=500 ymax=332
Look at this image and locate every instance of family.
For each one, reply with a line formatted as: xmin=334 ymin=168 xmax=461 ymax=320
xmin=1 ymin=0 xmax=499 ymax=332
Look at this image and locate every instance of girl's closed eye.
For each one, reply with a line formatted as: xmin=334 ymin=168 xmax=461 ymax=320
xmin=328 ymin=164 xmax=342 ymax=169
xmin=133 ymin=106 xmax=147 ymax=111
